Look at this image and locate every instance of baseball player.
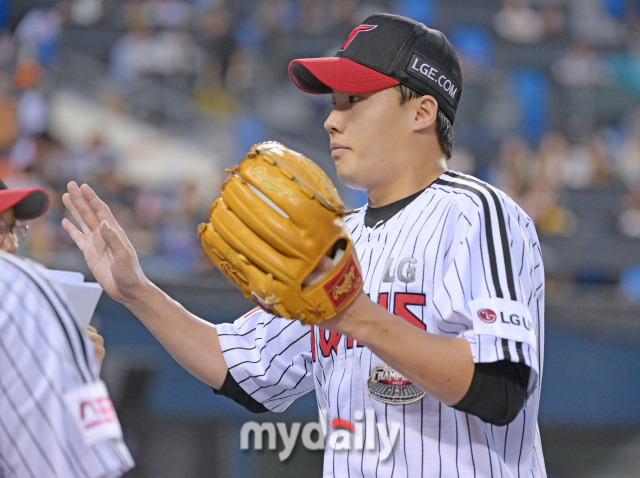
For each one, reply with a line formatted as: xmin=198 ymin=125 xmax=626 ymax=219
xmin=62 ymin=13 xmax=546 ymax=477
xmin=0 ymin=250 xmax=134 ymax=477
xmin=0 ymin=178 xmax=106 ymax=368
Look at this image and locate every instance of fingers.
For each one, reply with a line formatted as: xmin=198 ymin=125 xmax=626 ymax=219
xmin=79 ymin=183 xmax=133 ymax=243
xmin=80 ymin=183 xmax=116 ymax=225
xmin=64 ymin=181 xmax=102 ymax=234
xmin=86 ymin=325 xmax=102 ymax=342
xmin=63 ymin=181 xmax=131 ymax=248
xmin=64 ymin=181 xmax=138 ymax=267
xmin=303 ymin=255 xmax=334 ymax=288
xmin=86 ymin=325 xmax=105 ymax=368
xmin=61 ymin=217 xmax=87 ymax=250
xmin=64 ymin=181 xmax=122 ymax=235
xmin=99 ymin=220 xmax=131 ymax=263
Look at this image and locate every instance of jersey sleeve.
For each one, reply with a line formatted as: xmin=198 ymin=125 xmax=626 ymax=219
xmin=432 ymin=196 xmax=544 ymax=397
xmin=216 ymin=307 xmax=315 ymax=412
xmin=0 ymin=253 xmax=134 ymax=478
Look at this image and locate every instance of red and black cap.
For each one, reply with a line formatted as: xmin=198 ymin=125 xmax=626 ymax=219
xmin=0 ymin=179 xmax=50 ymax=219
xmin=289 ymin=13 xmax=463 ymax=124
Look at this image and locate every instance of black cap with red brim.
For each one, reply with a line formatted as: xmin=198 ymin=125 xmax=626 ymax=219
xmin=0 ymin=179 xmax=50 ymax=219
xmin=289 ymin=13 xmax=463 ymax=124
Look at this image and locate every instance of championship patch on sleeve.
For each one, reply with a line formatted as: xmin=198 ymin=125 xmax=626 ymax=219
xmin=64 ymin=380 xmax=123 ymax=446
xmin=469 ymin=298 xmax=537 ymax=350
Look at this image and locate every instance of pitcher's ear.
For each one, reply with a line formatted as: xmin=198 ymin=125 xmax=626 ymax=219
xmin=412 ymin=95 xmax=438 ymax=131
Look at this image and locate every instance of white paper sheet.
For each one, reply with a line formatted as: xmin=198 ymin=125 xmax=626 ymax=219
xmin=43 ymin=269 xmax=103 ymax=328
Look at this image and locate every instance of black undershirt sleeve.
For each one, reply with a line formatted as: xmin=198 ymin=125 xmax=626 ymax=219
xmin=453 ymin=360 xmax=530 ymax=426
xmin=213 ymin=361 xmax=529 ymax=421
xmin=212 ymin=370 xmax=269 ymax=413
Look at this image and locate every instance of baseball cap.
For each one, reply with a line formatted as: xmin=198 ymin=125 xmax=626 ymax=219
xmin=289 ymin=13 xmax=463 ymax=123
xmin=0 ymin=179 xmax=50 ymax=219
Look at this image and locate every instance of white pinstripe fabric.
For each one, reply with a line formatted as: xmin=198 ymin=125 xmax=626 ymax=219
xmin=218 ymin=171 xmax=546 ymax=477
xmin=0 ymin=251 xmax=134 ymax=478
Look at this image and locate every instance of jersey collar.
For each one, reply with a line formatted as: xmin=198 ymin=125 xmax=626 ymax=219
xmin=364 ymin=187 xmax=426 ymax=228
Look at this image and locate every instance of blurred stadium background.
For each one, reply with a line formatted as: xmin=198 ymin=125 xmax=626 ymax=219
xmin=2 ymin=0 xmax=640 ymax=476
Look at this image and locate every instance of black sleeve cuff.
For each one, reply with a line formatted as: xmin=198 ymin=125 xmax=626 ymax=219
xmin=212 ymin=370 xmax=269 ymax=414
xmin=453 ymin=360 xmax=530 ymax=426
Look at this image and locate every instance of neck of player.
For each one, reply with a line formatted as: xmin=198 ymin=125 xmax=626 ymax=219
xmin=367 ymin=152 xmax=448 ymax=208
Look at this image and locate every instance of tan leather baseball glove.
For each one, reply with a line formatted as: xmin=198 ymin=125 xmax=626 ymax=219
xmin=198 ymin=141 xmax=363 ymax=325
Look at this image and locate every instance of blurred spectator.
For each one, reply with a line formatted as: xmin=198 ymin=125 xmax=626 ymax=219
xmin=108 ymin=27 xmax=155 ymax=87
xmin=551 ymin=40 xmax=610 ymax=89
xmin=486 ymin=132 xmax=578 ymax=235
xmin=480 ymin=70 xmax=521 ymax=137
xmin=194 ymin=4 xmax=237 ymax=90
xmin=0 ymin=31 xmax=14 ymax=69
xmin=565 ymin=134 xmax=615 ymax=188
xmin=520 ymin=177 xmax=575 ymax=236
xmin=536 ymin=131 xmax=573 ymax=190
xmin=567 ymin=0 xmax=627 ymax=46
xmin=584 ymin=135 xmax=615 ymax=185
xmin=13 ymin=61 xmax=48 ymax=138
xmin=143 ymin=27 xmax=202 ymax=93
xmin=448 ymin=146 xmax=476 ymax=175
xmin=617 ymin=131 xmax=640 ymax=188
xmin=143 ymin=0 xmax=192 ymax=29
xmin=109 ymin=25 xmax=202 ymax=98
xmin=70 ymin=0 xmax=104 ymax=26
xmin=490 ymin=134 xmax=537 ymax=200
xmin=10 ymin=59 xmax=49 ymax=171
xmin=28 ymin=131 xmax=68 ymax=190
xmin=493 ymin=0 xmax=545 ymax=44
xmin=605 ymin=27 xmax=640 ymax=97
xmin=538 ymin=4 xmax=565 ymax=38
xmin=14 ymin=1 xmax=69 ymax=69
xmin=0 ymin=72 xmax=17 ymax=154
xmin=618 ymin=186 xmax=640 ymax=239
xmin=63 ymin=132 xmax=121 ymax=185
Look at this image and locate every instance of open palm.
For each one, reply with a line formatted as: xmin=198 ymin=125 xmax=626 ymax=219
xmin=62 ymin=182 xmax=146 ymax=304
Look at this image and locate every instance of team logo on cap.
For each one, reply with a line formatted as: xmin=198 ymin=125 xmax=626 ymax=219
xmin=367 ymin=364 xmax=425 ymax=404
xmin=477 ymin=308 xmax=497 ymax=323
xmin=340 ymin=24 xmax=377 ymax=51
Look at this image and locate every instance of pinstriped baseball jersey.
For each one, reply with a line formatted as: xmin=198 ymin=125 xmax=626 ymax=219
xmin=217 ymin=170 xmax=546 ymax=477
xmin=0 ymin=251 xmax=134 ymax=478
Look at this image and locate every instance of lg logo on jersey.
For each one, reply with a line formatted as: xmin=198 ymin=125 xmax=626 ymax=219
xmin=383 ymin=256 xmax=417 ymax=283
xmin=64 ymin=380 xmax=124 ymax=446
xmin=477 ymin=308 xmax=497 ymax=323
xmin=79 ymin=396 xmax=117 ymax=429
xmin=239 ymin=409 xmax=400 ymax=461
xmin=478 ymin=308 xmax=533 ymax=330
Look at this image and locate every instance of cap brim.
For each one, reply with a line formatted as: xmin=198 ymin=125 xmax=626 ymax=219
xmin=289 ymin=57 xmax=399 ymax=94
xmin=0 ymin=188 xmax=50 ymax=219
